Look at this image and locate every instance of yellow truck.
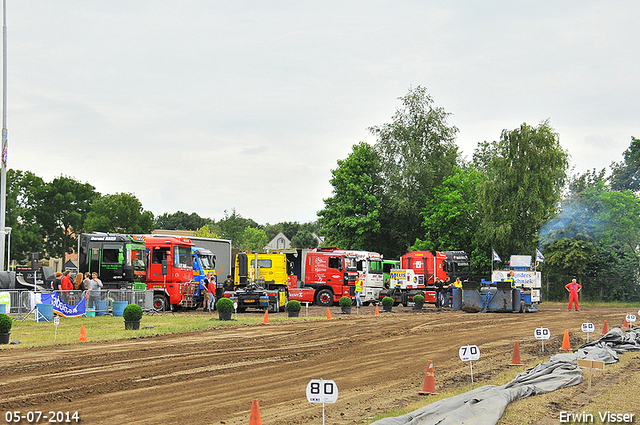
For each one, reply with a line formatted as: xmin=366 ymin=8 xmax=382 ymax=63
xmin=231 ymin=252 xmax=289 ymax=312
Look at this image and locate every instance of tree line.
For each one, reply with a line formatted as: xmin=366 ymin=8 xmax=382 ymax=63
xmin=6 ymin=171 xmax=321 ymax=263
xmin=318 ymin=86 xmax=640 ymax=302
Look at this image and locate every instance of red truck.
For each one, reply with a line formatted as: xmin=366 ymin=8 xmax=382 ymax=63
xmin=379 ymin=250 xmax=448 ymax=305
xmin=144 ymin=235 xmax=200 ymax=311
xmin=288 ymin=247 xmax=358 ymax=306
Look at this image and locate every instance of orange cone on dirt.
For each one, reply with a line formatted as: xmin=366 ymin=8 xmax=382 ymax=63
xmin=326 ymin=307 xmax=332 ymax=320
xmin=602 ymin=320 xmax=608 ymax=335
xmin=510 ymin=341 xmax=523 ymax=366
xmin=560 ymin=329 xmax=571 ymax=351
xmin=262 ymin=310 xmax=269 ymax=324
xmin=79 ymin=324 xmax=87 ymax=342
xmin=249 ymin=399 xmax=262 ymax=425
xmin=375 ymin=305 xmax=380 ymax=316
xmin=418 ymin=360 xmax=437 ymax=395
xmin=624 ymin=316 xmax=629 ymax=328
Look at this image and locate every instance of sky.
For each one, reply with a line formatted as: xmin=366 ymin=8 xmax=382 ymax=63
xmin=5 ymin=1 xmax=640 ymax=225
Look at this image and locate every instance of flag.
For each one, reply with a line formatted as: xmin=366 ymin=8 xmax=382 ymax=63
xmin=536 ymin=248 xmax=545 ymax=263
xmin=492 ymin=249 xmax=501 ymax=262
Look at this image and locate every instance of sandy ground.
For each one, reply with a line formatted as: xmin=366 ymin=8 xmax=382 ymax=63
xmin=0 ymin=304 xmax=637 ymax=424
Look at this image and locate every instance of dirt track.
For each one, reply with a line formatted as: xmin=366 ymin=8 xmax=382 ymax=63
xmin=0 ymin=304 xmax=636 ymax=424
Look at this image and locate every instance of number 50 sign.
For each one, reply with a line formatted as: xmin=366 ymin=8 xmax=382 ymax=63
xmin=306 ymin=379 xmax=339 ymax=404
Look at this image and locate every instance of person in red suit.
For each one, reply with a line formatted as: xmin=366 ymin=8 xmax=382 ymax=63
xmin=60 ymin=270 xmax=74 ymax=304
xmin=565 ymin=278 xmax=581 ymax=311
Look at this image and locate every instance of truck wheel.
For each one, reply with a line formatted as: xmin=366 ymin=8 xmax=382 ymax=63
xmin=316 ymin=289 xmax=334 ymax=307
xmin=153 ymin=294 xmax=168 ymax=312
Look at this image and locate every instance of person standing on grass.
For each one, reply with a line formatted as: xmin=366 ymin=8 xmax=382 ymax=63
xmin=565 ymin=278 xmax=581 ymax=311
xmin=207 ymin=273 xmax=217 ymax=312
xmin=88 ymin=272 xmax=103 ymax=311
xmin=355 ymin=276 xmax=363 ymax=308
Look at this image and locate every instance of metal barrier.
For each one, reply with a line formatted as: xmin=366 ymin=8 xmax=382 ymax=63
xmin=1 ymin=289 xmax=156 ymax=318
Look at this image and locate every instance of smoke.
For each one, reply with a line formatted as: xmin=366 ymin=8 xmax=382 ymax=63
xmin=538 ymin=200 xmax=602 ymax=248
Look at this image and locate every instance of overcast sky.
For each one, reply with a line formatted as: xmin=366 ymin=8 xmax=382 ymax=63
xmin=6 ymin=1 xmax=640 ymax=225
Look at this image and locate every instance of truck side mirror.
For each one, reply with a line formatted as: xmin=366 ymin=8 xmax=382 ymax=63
xmin=162 ymin=259 xmax=168 ymax=276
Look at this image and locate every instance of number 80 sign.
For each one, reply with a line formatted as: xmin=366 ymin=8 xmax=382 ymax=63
xmin=306 ymin=379 xmax=339 ymax=404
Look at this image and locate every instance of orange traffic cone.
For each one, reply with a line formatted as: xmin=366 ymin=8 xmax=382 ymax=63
xmin=560 ymin=329 xmax=571 ymax=351
xmin=510 ymin=341 xmax=523 ymax=366
xmin=326 ymin=307 xmax=332 ymax=320
xmin=262 ymin=310 xmax=269 ymax=324
xmin=375 ymin=305 xmax=380 ymax=316
xmin=624 ymin=316 xmax=629 ymax=328
xmin=418 ymin=360 xmax=437 ymax=395
xmin=249 ymin=399 xmax=262 ymax=425
xmin=602 ymin=320 xmax=608 ymax=335
xmin=79 ymin=324 xmax=87 ymax=342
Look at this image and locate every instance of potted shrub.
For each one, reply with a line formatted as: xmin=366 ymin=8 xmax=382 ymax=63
xmin=0 ymin=312 xmax=12 ymax=344
xmin=122 ymin=303 xmax=143 ymax=330
xmin=216 ymin=297 xmax=234 ymax=321
xmin=413 ymin=294 xmax=425 ymax=311
xmin=381 ymin=296 xmax=394 ymax=312
xmin=285 ymin=300 xmax=302 ymax=317
xmin=339 ymin=296 xmax=352 ymax=314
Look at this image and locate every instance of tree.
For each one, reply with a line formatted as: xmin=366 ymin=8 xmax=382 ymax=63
xmin=154 ymin=211 xmax=212 ymax=231
xmin=193 ymin=225 xmax=222 ymax=239
xmin=474 ymin=120 xmax=569 ymax=256
xmin=215 ymin=209 xmax=260 ymax=248
xmin=5 ymin=169 xmax=45 ymax=263
xmin=235 ymin=227 xmax=268 ymax=252
xmin=610 ymin=136 xmax=640 ymax=192
xmin=290 ymin=230 xmax=319 ymax=249
xmin=318 ymin=142 xmax=382 ymax=251
xmin=84 ymin=193 xmax=154 ymax=234
xmin=369 ymin=86 xmax=459 ymax=258
xmin=33 ymin=175 xmax=99 ymax=258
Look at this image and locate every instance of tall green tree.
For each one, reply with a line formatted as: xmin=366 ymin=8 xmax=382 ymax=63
xmin=369 ymin=86 xmax=459 ymax=258
xmin=33 ymin=175 xmax=99 ymax=258
xmin=6 ymin=169 xmax=45 ymax=263
xmin=474 ymin=120 xmax=569 ymax=256
xmin=84 ymin=193 xmax=155 ymax=234
xmin=610 ymin=136 xmax=640 ymax=192
xmin=215 ymin=209 xmax=260 ymax=248
xmin=290 ymin=230 xmax=319 ymax=249
xmin=235 ymin=227 xmax=269 ymax=253
xmin=318 ymin=142 xmax=382 ymax=251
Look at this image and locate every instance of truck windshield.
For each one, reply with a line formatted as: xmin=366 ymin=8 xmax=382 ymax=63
xmin=198 ymin=254 xmax=215 ymax=270
xmin=174 ymin=246 xmax=193 ymax=269
xmin=368 ymin=260 xmax=383 ymax=275
xmin=130 ymin=247 xmax=146 ymax=270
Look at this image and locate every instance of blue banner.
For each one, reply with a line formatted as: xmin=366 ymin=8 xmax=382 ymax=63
xmin=40 ymin=292 xmax=86 ymax=318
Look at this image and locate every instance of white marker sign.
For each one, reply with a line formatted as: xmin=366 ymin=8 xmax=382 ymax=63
xmin=534 ymin=327 xmax=550 ymax=340
xmin=581 ymin=322 xmax=595 ymax=333
xmin=459 ymin=345 xmax=480 ymax=362
xmin=306 ymin=379 xmax=339 ymax=404
xmin=626 ymin=314 xmax=637 ymax=323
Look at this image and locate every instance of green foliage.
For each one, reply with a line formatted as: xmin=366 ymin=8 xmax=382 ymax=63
xmin=285 ymin=300 xmax=302 ymax=312
xmin=413 ymin=294 xmax=425 ymax=305
xmin=0 ymin=313 xmax=12 ymax=333
xmin=85 ymin=193 xmax=154 ymax=234
xmin=34 ymin=175 xmax=99 ymax=258
xmin=381 ymin=296 xmax=394 ymax=307
xmin=215 ymin=209 xmax=260 ymax=247
xmin=318 ymin=142 xmax=382 ymax=251
xmin=236 ymin=227 xmax=269 ymax=252
xmin=154 ymin=211 xmax=212 ymax=231
xmin=339 ymin=296 xmax=352 ymax=307
xmin=413 ymin=165 xmax=482 ymax=255
xmin=122 ymin=304 xmax=143 ymax=322
xmin=610 ymin=136 xmax=640 ymax=192
xmin=370 ymin=86 xmax=459 ymax=258
xmin=474 ymin=120 xmax=569 ymax=256
xmin=264 ymin=221 xmax=321 ymax=242
xmin=6 ymin=169 xmax=44 ymax=263
xmin=290 ymin=230 xmax=319 ymax=249
xmin=193 ymin=224 xmax=222 ymax=239
xmin=216 ymin=297 xmax=235 ymax=313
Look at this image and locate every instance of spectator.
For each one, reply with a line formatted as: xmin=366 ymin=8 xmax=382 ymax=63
xmin=224 ymin=275 xmax=234 ymax=291
xmin=87 ymin=272 xmax=103 ymax=312
xmin=355 ymin=276 xmax=363 ymax=307
xmin=565 ymin=278 xmax=581 ymax=311
xmin=82 ymin=272 xmax=92 ymax=290
xmin=60 ymin=270 xmax=73 ymax=304
xmin=73 ymin=272 xmax=84 ymax=290
xmin=202 ymin=275 xmax=210 ymax=312
xmin=435 ymin=278 xmax=445 ymax=309
xmin=51 ymin=272 xmax=62 ymax=291
xmin=207 ymin=273 xmax=217 ymax=312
